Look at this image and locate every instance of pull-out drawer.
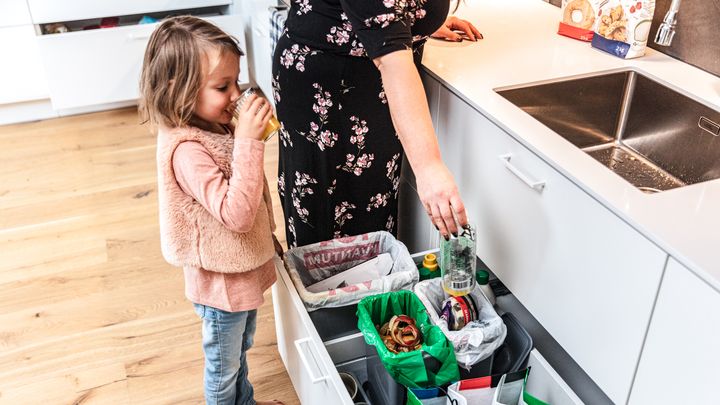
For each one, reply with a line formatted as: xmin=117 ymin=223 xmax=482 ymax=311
xmin=272 ymin=255 xmax=354 ymax=405
xmin=272 ymin=252 xmax=587 ymax=405
xmin=525 ymin=350 xmax=583 ymax=405
xmin=434 ymin=83 xmax=667 ymax=404
xmin=27 ymin=0 xmax=231 ymax=24
xmin=37 ymin=13 xmax=248 ymax=110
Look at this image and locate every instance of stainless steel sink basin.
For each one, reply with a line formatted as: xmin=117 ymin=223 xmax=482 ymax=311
xmin=496 ymin=70 xmax=720 ymax=193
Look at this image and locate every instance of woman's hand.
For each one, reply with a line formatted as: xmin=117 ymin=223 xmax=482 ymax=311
xmin=431 ymin=16 xmax=482 ymax=42
xmin=415 ymin=162 xmax=468 ymax=239
xmin=234 ymin=93 xmax=272 ymax=141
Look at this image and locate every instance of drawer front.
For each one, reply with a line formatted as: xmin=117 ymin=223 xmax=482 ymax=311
xmin=0 ymin=25 xmax=49 ymax=104
xmin=628 ymin=258 xmax=720 ymax=405
xmin=437 ymin=86 xmax=666 ymax=404
xmin=272 ymin=257 xmax=353 ymax=405
xmin=0 ymin=0 xmax=32 ymax=27
xmin=526 ymin=350 xmax=584 ymax=405
xmin=37 ymin=14 xmax=247 ymax=110
xmin=27 ymin=0 xmax=231 ymax=24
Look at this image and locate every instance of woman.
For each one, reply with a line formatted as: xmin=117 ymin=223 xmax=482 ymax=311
xmin=272 ymin=0 xmax=480 ymax=247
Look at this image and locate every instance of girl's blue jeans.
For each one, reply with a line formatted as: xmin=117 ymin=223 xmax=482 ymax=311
xmin=193 ymin=303 xmax=257 ymax=405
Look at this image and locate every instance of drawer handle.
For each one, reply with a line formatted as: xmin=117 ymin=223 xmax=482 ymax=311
xmin=499 ymin=153 xmax=546 ymax=192
xmin=127 ymin=32 xmax=152 ymax=41
xmin=294 ymin=337 xmax=330 ymax=384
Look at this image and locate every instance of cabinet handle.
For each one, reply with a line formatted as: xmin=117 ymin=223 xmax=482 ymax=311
xmin=499 ymin=153 xmax=546 ymax=192
xmin=127 ymin=32 xmax=151 ymax=41
xmin=294 ymin=337 xmax=330 ymax=384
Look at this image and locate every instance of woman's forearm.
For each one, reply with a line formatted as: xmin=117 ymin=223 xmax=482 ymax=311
xmin=375 ymin=50 xmax=444 ymax=177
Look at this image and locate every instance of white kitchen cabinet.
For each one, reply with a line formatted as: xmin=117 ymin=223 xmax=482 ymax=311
xmin=0 ymin=25 xmax=50 ymax=105
xmin=628 ymin=258 xmax=720 ymax=405
xmin=36 ymin=14 xmax=248 ymax=110
xmin=248 ymin=0 xmax=276 ymax=99
xmin=415 ymin=75 xmax=667 ymax=404
xmin=26 ymin=0 xmax=231 ymax=25
xmin=0 ymin=0 xmax=32 ymax=27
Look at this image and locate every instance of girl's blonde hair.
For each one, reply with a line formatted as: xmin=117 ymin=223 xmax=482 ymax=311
xmin=139 ymin=16 xmax=244 ymax=128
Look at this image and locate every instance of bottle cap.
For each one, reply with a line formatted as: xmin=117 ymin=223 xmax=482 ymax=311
xmin=476 ymin=269 xmax=489 ymax=285
xmin=422 ymin=253 xmax=438 ymax=272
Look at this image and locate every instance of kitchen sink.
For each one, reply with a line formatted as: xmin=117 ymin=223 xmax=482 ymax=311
xmin=496 ymin=70 xmax=720 ymax=193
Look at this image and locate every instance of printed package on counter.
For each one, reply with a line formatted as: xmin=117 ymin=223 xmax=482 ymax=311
xmin=558 ymin=0 xmax=602 ymax=41
xmin=591 ymin=0 xmax=656 ymax=58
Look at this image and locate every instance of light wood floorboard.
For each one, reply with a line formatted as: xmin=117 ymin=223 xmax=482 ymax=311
xmin=0 ymin=108 xmax=299 ymax=405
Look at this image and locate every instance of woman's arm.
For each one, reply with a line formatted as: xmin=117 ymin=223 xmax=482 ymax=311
xmin=374 ymin=49 xmax=468 ymax=238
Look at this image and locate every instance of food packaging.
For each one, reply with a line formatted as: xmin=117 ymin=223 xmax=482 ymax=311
xmin=558 ymin=0 xmax=602 ymax=41
xmin=591 ymin=0 xmax=656 ymax=58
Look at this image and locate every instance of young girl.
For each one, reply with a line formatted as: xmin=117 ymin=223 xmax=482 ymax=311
xmin=140 ymin=16 xmax=284 ymax=405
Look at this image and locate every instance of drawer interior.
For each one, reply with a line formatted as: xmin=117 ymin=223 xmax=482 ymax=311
xmin=38 ymin=5 xmax=229 ymax=35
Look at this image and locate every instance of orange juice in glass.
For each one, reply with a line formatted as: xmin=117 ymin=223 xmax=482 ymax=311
xmin=233 ymin=87 xmax=280 ymax=142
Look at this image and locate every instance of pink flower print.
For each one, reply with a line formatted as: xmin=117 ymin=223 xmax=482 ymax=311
xmin=327 ymin=179 xmax=337 ymax=195
xmin=287 ymin=217 xmax=297 ymax=248
xmin=334 ymin=201 xmax=357 ymax=237
xmin=415 ymin=9 xmax=426 ymax=19
xmin=383 ymin=0 xmax=395 ymax=8
xmin=291 ymin=171 xmax=318 ymax=224
xmin=280 ymin=49 xmax=294 ymax=69
xmin=278 ymin=172 xmax=286 ymax=197
xmin=349 ymin=39 xmax=366 ymax=57
xmin=279 ymin=122 xmax=293 ymax=148
xmin=271 ymin=74 xmax=281 ymax=104
xmin=379 ymin=90 xmax=387 ymax=104
xmin=386 ymin=153 xmax=400 ymax=180
xmin=295 ymin=0 xmax=312 ymax=15
xmin=310 ymin=122 xmax=319 ymax=132
xmin=386 ymin=215 xmax=395 ymax=231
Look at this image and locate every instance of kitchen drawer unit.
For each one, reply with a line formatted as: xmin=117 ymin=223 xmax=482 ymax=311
xmin=36 ymin=12 xmax=248 ymax=110
xmin=0 ymin=25 xmax=49 ymax=105
xmin=272 ymin=251 xmax=586 ymax=404
xmin=414 ymin=74 xmax=668 ymax=404
xmin=0 ymin=0 xmax=32 ymax=27
xmin=27 ymin=0 xmax=231 ymax=25
xmin=628 ymin=258 xmax=720 ymax=405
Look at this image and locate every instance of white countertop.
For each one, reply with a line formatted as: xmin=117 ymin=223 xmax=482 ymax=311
xmin=421 ymin=0 xmax=720 ymax=290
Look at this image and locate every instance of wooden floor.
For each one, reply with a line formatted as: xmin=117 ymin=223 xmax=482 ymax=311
xmin=0 ymin=108 xmax=299 ymax=405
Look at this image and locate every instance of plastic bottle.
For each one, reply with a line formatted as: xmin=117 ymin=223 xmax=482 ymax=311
xmin=418 ymin=253 xmax=441 ymax=281
xmin=439 ymin=224 xmax=477 ymax=296
xmin=476 ymin=269 xmax=496 ymax=306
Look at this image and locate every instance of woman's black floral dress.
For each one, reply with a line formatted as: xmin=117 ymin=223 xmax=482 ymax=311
xmin=272 ymin=0 xmax=449 ymax=248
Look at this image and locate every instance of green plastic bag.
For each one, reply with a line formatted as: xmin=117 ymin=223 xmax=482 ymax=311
xmin=357 ymin=290 xmax=460 ymax=388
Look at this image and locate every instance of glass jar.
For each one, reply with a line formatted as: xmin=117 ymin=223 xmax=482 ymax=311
xmin=439 ymin=223 xmax=477 ymax=296
xmin=232 ymin=87 xmax=281 ymax=141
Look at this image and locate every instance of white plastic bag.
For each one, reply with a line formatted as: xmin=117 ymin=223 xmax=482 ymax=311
xmin=283 ymin=231 xmax=418 ymax=311
xmin=414 ymin=278 xmax=507 ymax=370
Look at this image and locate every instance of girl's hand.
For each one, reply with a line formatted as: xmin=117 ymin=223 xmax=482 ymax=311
xmin=431 ymin=16 xmax=482 ymax=42
xmin=234 ymin=93 xmax=272 ymax=141
xmin=415 ymin=162 xmax=468 ymax=240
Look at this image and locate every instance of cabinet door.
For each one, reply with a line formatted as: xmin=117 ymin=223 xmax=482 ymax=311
xmin=438 ymin=86 xmax=667 ymax=404
xmin=0 ymin=0 xmax=32 ymax=26
xmin=628 ymin=259 xmax=720 ymax=405
xmin=0 ymin=25 xmax=49 ymax=104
